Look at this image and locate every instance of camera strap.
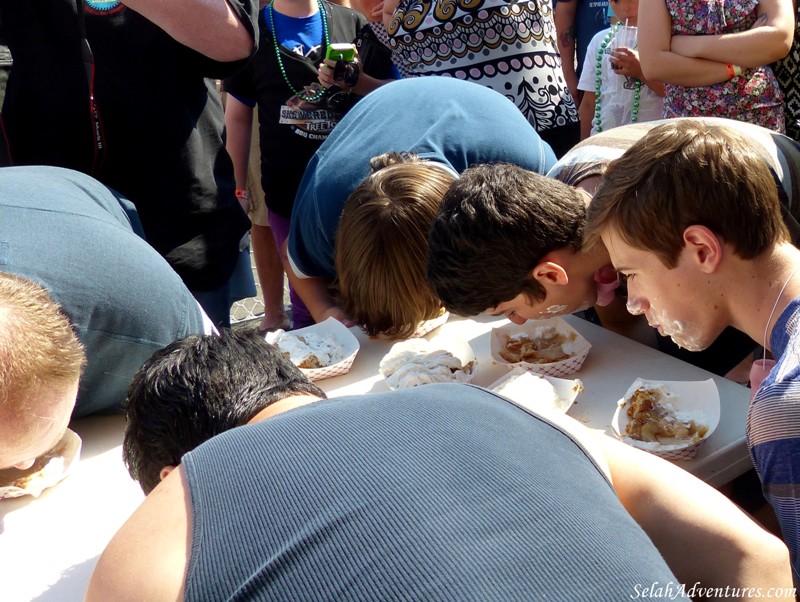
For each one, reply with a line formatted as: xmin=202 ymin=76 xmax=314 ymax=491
xmin=76 ymin=0 xmax=107 ymax=176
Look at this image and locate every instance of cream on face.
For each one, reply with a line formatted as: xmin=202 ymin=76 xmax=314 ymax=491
xmin=606 ymin=229 xmax=707 ymax=352
xmin=626 ymin=297 xmax=646 ymax=315
xmin=648 ymin=308 xmax=705 ymax=351
xmin=627 ymin=296 xmax=704 ymax=350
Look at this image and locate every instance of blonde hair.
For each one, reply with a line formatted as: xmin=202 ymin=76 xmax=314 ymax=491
xmin=0 ymin=273 xmax=86 ymax=413
xmin=334 ymin=152 xmax=455 ymax=338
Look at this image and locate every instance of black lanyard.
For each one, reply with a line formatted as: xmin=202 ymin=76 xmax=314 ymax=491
xmin=77 ymin=0 xmax=106 ymax=176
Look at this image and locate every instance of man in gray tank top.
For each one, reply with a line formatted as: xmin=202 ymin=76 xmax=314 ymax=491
xmin=89 ymin=331 xmax=792 ymax=601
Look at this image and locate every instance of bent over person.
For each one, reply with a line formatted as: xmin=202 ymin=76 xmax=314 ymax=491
xmin=583 ymin=120 xmax=800 ymax=584
xmin=0 ymin=166 xmax=206 ymax=475
xmin=89 ymin=332 xmax=791 ymax=600
xmin=286 ymin=77 xmax=557 ymax=337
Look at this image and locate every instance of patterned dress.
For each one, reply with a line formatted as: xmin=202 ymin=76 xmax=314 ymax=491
xmin=664 ymin=0 xmax=784 ymax=132
xmin=384 ymin=0 xmax=578 ymax=141
xmin=773 ymin=3 xmax=800 ymax=142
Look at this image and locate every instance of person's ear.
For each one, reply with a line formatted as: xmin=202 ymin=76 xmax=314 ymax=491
xmin=532 ymin=261 xmax=569 ymax=286
xmin=159 ymin=465 xmax=176 ymax=482
xmin=682 ymin=225 xmax=722 ymax=274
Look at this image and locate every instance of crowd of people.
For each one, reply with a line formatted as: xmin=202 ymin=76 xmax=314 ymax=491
xmin=0 ymin=0 xmax=799 ymax=598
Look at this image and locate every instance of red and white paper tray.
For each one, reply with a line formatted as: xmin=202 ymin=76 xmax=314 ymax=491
xmin=265 ymin=317 xmax=360 ymax=381
xmin=379 ymin=334 xmax=477 ymax=390
xmin=490 ymin=317 xmax=591 ymax=378
xmin=612 ymin=378 xmax=720 ymax=461
xmin=0 ymin=429 xmax=82 ymax=499
xmin=409 ymin=310 xmax=450 ymax=338
xmin=487 ymin=366 xmax=584 ymax=414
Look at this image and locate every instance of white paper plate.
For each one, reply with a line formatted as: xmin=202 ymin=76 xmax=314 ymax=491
xmin=379 ymin=335 xmax=477 ymax=390
xmin=0 ymin=429 xmax=82 ymax=499
xmin=612 ymin=378 xmax=720 ymax=460
xmin=490 ymin=317 xmax=591 ymax=377
xmin=265 ymin=317 xmax=360 ymax=381
xmin=487 ymin=366 xmax=584 ymax=414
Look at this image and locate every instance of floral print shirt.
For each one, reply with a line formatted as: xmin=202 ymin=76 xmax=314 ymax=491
xmin=664 ymin=0 xmax=785 ymax=132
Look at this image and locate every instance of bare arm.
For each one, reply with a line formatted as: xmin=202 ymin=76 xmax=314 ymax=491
xmin=554 ymin=0 xmax=579 ymax=102
xmin=86 ymin=467 xmax=192 ymax=602
xmin=578 ymin=90 xmax=595 ymax=140
xmin=224 ymin=95 xmax=254 ymax=196
xmin=283 ymin=241 xmax=355 ymax=325
xmin=670 ymin=0 xmax=794 ymax=68
xmin=122 ymin=0 xmax=254 ymax=61
xmin=608 ymin=47 xmax=666 ymax=97
xmin=637 ymin=0 xmax=732 ymax=87
xmin=600 ymin=435 xmax=794 ymax=597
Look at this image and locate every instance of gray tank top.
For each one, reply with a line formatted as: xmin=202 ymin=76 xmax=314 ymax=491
xmin=183 ymin=383 xmax=684 ymax=601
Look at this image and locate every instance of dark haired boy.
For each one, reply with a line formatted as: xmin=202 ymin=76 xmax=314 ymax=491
xmin=123 ymin=329 xmax=325 ymax=494
xmin=428 ymin=117 xmax=800 ymax=375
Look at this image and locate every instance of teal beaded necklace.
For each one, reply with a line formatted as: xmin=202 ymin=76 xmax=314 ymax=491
xmin=268 ymin=0 xmax=329 ymax=102
xmin=593 ymin=22 xmax=642 ymax=133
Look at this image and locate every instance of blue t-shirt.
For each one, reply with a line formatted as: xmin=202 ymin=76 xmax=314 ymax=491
xmin=265 ymin=5 xmax=323 ymax=58
xmin=287 ymin=77 xmax=557 ymax=279
xmin=0 ymin=166 xmax=205 ymax=416
xmin=572 ymin=0 xmax=610 ymax=79
xmin=183 ymin=384 xmax=683 ymax=600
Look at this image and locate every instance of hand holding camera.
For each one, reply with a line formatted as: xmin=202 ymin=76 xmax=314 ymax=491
xmin=319 ymin=43 xmax=361 ymax=90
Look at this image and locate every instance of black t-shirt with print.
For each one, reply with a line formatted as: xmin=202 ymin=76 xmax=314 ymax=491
xmin=225 ymin=2 xmax=393 ymax=218
xmin=0 ymin=0 xmax=257 ymax=290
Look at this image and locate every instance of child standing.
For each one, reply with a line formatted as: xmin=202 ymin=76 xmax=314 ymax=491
xmin=224 ymin=0 xmax=394 ymax=330
xmin=577 ymin=0 xmax=664 ymax=139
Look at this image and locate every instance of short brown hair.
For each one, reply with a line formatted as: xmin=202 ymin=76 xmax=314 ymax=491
xmin=334 ymin=152 xmax=455 ymax=338
xmin=0 ymin=273 xmax=86 ymax=412
xmin=585 ymin=121 xmax=790 ymax=267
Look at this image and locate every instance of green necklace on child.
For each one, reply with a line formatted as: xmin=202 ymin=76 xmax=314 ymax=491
xmin=593 ymin=21 xmax=642 ymax=133
xmin=268 ymin=0 xmax=330 ymax=103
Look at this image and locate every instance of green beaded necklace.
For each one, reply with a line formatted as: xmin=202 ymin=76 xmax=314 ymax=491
xmin=268 ymin=0 xmax=329 ymax=102
xmin=593 ymin=22 xmax=642 ymax=133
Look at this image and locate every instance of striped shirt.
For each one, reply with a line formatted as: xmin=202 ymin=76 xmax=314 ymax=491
xmin=750 ymin=296 xmax=800 ymax=584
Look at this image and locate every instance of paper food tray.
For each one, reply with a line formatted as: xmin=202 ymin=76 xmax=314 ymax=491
xmin=490 ymin=317 xmax=591 ymax=377
xmin=265 ymin=316 xmax=360 ymax=381
xmin=0 ymin=429 xmax=82 ymax=499
xmin=488 ymin=366 xmax=584 ymax=414
xmin=410 ymin=310 xmax=449 ymax=338
xmin=380 ymin=334 xmax=477 ymax=390
xmin=612 ymin=378 xmax=720 ymax=461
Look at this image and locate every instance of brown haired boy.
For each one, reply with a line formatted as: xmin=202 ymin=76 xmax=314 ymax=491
xmin=584 ymin=119 xmax=800 ymax=584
